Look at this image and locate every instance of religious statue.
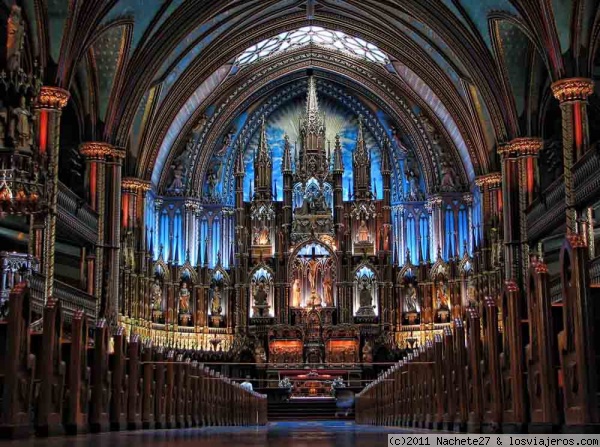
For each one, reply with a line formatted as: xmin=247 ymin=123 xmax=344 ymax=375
xmin=308 ymin=258 xmax=319 ymax=291
xmin=10 ymin=96 xmax=33 ymax=150
xmin=215 ymin=128 xmax=235 ymax=156
xmin=359 ymin=282 xmax=373 ymax=308
xmin=436 ymin=280 xmax=450 ymax=310
xmin=404 ymin=282 xmax=419 ymax=313
xmin=6 ymin=5 xmax=25 ymax=72
xmin=357 ymin=220 xmax=370 ymax=242
xmin=323 ymin=275 xmax=333 ymax=306
xmin=0 ymin=101 xmax=7 ymax=147
xmin=206 ymin=166 xmax=219 ymax=198
xmin=150 ymin=279 xmax=162 ymax=311
xmin=404 ymin=160 xmax=421 ymax=201
xmin=253 ymin=283 xmax=268 ymax=306
xmin=211 ymin=286 xmax=222 ymax=315
xmin=169 ymin=161 xmax=185 ymax=190
xmin=292 ymin=278 xmax=301 ymax=307
xmin=440 ymin=154 xmax=457 ymax=191
xmin=258 ymin=227 xmax=270 ymax=245
xmin=307 ymin=288 xmax=322 ymax=307
xmin=254 ymin=343 xmax=266 ymax=365
xmin=362 ymin=340 xmax=373 ymax=363
xmin=178 ymin=282 xmax=191 ymax=314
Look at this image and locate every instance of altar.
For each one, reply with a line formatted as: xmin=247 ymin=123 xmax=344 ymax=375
xmin=266 ymin=368 xmax=362 ymax=398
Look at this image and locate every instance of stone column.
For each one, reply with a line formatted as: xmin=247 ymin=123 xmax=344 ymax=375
xmin=34 ymin=86 xmax=70 ymax=302
xmin=551 ymin=78 xmax=594 ymax=234
xmin=498 ymin=143 xmax=521 ymax=283
xmin=80 ymin=142 xmax=112 ymax=316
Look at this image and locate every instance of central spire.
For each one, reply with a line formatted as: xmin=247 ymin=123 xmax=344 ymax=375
xmin=306 ymin=76 xmax=320 ymax=122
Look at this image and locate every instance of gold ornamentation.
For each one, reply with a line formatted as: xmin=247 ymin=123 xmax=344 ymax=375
xmin=504 ymin=280 xmax=519 ymax=292
xmin=475 ymin=172 xmax=502 ymax=188
xmin=34 ymin=86 xmax=70 ymax=109
xmin=566 ymin=233 xmax=587 ymax=248
xmin=108 ymin=147 xmax=126 ymax=159
xmin=509 ymin=137 xmax=543 ymax=156
xmin=534 ymin=262 xmax=549 ymax=274
xmin=122 ymin=177 xmax=152 ymax=192
xmin=79 ymin=142 xmax=113 ymax=160
xmin=551 ymin=78 xmax=594 ymax=102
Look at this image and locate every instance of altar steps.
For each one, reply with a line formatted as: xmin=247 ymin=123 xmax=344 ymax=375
xmin=268 ymin=398 xmax=353 ymax=421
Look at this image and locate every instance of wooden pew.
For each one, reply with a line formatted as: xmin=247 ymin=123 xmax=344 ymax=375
xmin=442 ymin=327 xmax=456 ymax=431
xmin=141 ymin=341 xmax=155 ymax=429
xmin=164 ymin=350 xmax=175 ymax=428
xmin=126 ymin=335 xmax=142 ymax=430
xmin=466 ymin=308 xmax=483 ymax=433
xmin=63 ymin=310 xmax=90 ymax=435
xmin=558 ymin=237 xmax=599 ymax=431
xmin=189 ymin=361 xmax=200 ymax=427
xmin=109 ymin=328 xmax=128 ymax=431
xmin=481 ymin=297 xmax=502 ymax=432
xmin=89 ymin=319 xmax=111 ymax=433
xmin=526 ymin=262 xmax=560 ymax=432
xmin=453 ymin=319 xmax=468 ymax=432
xmin=0 ymin=282 xmax=35 ymax=439
xmin=35 ymin=298 xmax=66 ymax=436
xmin=173 ymin=354 xmax=185 ymax=428
xmin=433 ymin=335 xmax=444 ymax=430
xmin=153 ymin=348 xmax=166 ymax=429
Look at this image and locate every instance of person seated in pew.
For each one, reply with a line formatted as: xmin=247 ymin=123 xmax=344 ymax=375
xmin=240 ymin=376 xmax=253 ymax=392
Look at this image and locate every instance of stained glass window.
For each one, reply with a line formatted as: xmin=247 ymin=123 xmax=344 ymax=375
xmin=235 ymin=26 xmax=390 ymax=66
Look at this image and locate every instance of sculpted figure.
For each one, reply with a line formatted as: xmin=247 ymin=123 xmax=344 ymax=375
xmin=404 ymin=161 xmax=421 ymax=201
xmin=292 ymin=278 xmax=301 ymax=307
xmin=404 ymin=282 xmax=419 ymax=313
xmin=6 ymin=5 xmax=25 ymax=72
xmin=440 ymin=154 xmax=457 ymax=191
xmin=253 ymin=283 xmax=268 ymax=306
xmin=323 ymin=275 xmax=333 ymax=306
xmin=211 ymin=286 xmax=222 ymax=315
xmin=10 ymin=96 xmax=33 ymax=150
xmin=359 ymin=282 xmax=373 ymax=308
xmin=150 ymin=279 xmax=162 ymax=311
xmin=362 ymin=341 xmax=373 ymax=363
xmin=436 ymin=280 xmax=450 ymax=310
xmin=178 ymin=282 xmax=191 ymax=313
xmin=357 ymin=220 xmax=370 ymax=242
xmin=308 ymin=258 xmax=318 ymax=291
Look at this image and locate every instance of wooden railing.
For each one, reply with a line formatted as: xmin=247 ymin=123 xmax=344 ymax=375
xmin=57 ymin=182 xmax=98 ymax=243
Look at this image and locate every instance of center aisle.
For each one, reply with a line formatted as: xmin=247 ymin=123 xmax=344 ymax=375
xmin=1 ymin=422 xmax=436 ymax=447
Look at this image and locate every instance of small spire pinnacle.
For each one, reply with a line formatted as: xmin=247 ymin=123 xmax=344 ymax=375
xmin=333 ymin=134 xmax=344 ymax=172
xmin=282 ymin=134 xmax=293 ymax=173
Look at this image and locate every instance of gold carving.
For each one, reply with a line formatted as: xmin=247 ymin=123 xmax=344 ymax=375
xmin=566 ymin=233 xmax=587 ymax=248
xmin=475 ymin=172 xmax=502 ymax=188
xmin=35 ymin=86 xmax=70 ymax=110
xmin=508 ymin=137 xmax=543 ymax=156
xmin=79 ymin=142 xmax=113 ymax=160
xmin=534 ymin=262 xmax=549 ymax=274
xmin=122 ymin=177 xmax=152 ymax=192
xmin=551 ymin=78 xmax=594 ymax=103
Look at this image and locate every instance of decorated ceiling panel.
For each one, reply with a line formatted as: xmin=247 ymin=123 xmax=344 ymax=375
xmin=101 ymin=0 xmax=165 ymax=51
xmin=497 ymin=20 xmax=531 ymax=117
xmin=47 ymin=0 xmax=70 ymax=62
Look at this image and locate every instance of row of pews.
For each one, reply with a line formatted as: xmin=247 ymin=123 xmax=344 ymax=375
xmin=356 ymin=239 xmax=599 ymax=433
xmin=0 ymin=283 xmax=267 ymax=438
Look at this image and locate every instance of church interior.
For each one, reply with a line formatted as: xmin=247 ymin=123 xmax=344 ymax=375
xmin=0 ymin=0 xmax=599 ymax=440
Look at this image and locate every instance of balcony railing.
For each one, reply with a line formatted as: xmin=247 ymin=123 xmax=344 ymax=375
xmin=527 ymin=148 xmax=600 ymax=241
xmin=57 ymin=181 xmax=98 ymax=243
xmin=29 ymin=272 xmax=97 ymax=324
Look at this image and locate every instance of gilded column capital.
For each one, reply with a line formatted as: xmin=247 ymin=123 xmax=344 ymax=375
xmin=551 ymin=78 xmax=594 ymax=103
xmin=475 ymin=172 xmax=502 ymax=189
xmin=566 ymin=232 xmax=587 ymax=248
xmin=510 ymin=137 xmax=543 ymax=156
xmin=107 ymin=147 xmax=126 ymax=160
xmin=534 ymin=261 xmax=549 ymax=274
xmin=34 ymin=86 xmax=70 ymax=109
xmin=79 ymin=142 xmax=113 ymax=160
xmin=122 ymin=177 xmax=152 ymax=193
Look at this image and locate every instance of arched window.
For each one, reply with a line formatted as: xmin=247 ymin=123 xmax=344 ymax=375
xmin=406 ymin=213 xmax=416 ymax=264
xmin=445 ymin=205 xmax=455 ymax=260
xmin=458 ymin=205 xmax=468 ymax=257
xmin=159 ymin=209 xmax=169 ymax=260
xmin=419 ymin=213 xmax=429 ymax=261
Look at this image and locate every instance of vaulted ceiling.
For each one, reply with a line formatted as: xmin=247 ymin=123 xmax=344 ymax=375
xmin=12 ymin=0 xmax=600 ymax=191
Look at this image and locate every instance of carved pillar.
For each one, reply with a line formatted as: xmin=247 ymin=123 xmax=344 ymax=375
xmin=512 ymin=138 xmax=542 ymax=280
xmin=551 ymin=78 xmax=594 ymax=234
xmin=474 ymin=173 xmax=502 ymax=271
xmin=106 ymin=147 xmax=126 ymax=321
xmin=80 ymin=143 xmax=112 ymax=315
xmin=498 ymin=143 xmax=521 ymax=284
xmin=33 ymin=87 xmax=70 ymax=301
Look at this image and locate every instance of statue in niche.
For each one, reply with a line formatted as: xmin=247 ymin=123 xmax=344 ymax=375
xmin=323 ymin=275 xmax=333 ymax=306
xmin=253 ymin=283 xmax=268 ymax=306
xmin=292 ymin=278 xmax=301 ymax=307
xmin=436 ymin=279 xmax=450 ymax=310
xmin=150 ymin=279 xmax=162 ymax=312
xmin=440 ymin=153 xmax=457 ymax=191
xmin=258 ymin=227 xmax=270 ymax=245
xmin=211 ymin=286 xmax=223 ymax=315
xmin=357 ymin=220 xmax=370 ymax=242
xmin=403 ymin=282 xmax=419 ymax=313
xmin=192 ymin=114 xmax=208 ymax=134
xmin=215 ymin=128 xmax=235 ymax=156
xmin=169 ymin=162 xmax=185 ymax=190
xmin=6 ymin=5 xmax=25 ymax=72
xmin=359 ymin=282 xmax=373 ymax=308
xmin=178 ymin=282 xmax=191 ymax=314
xmin=0 ymin=101 xmax=7 ymax=147
xmin=206 ymin=164 xmax=221 ymax=198
xmin=404 ymin=160 xmax=421 ymax=201
xmin=10 ymin=96 xmax=33 ymax=150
